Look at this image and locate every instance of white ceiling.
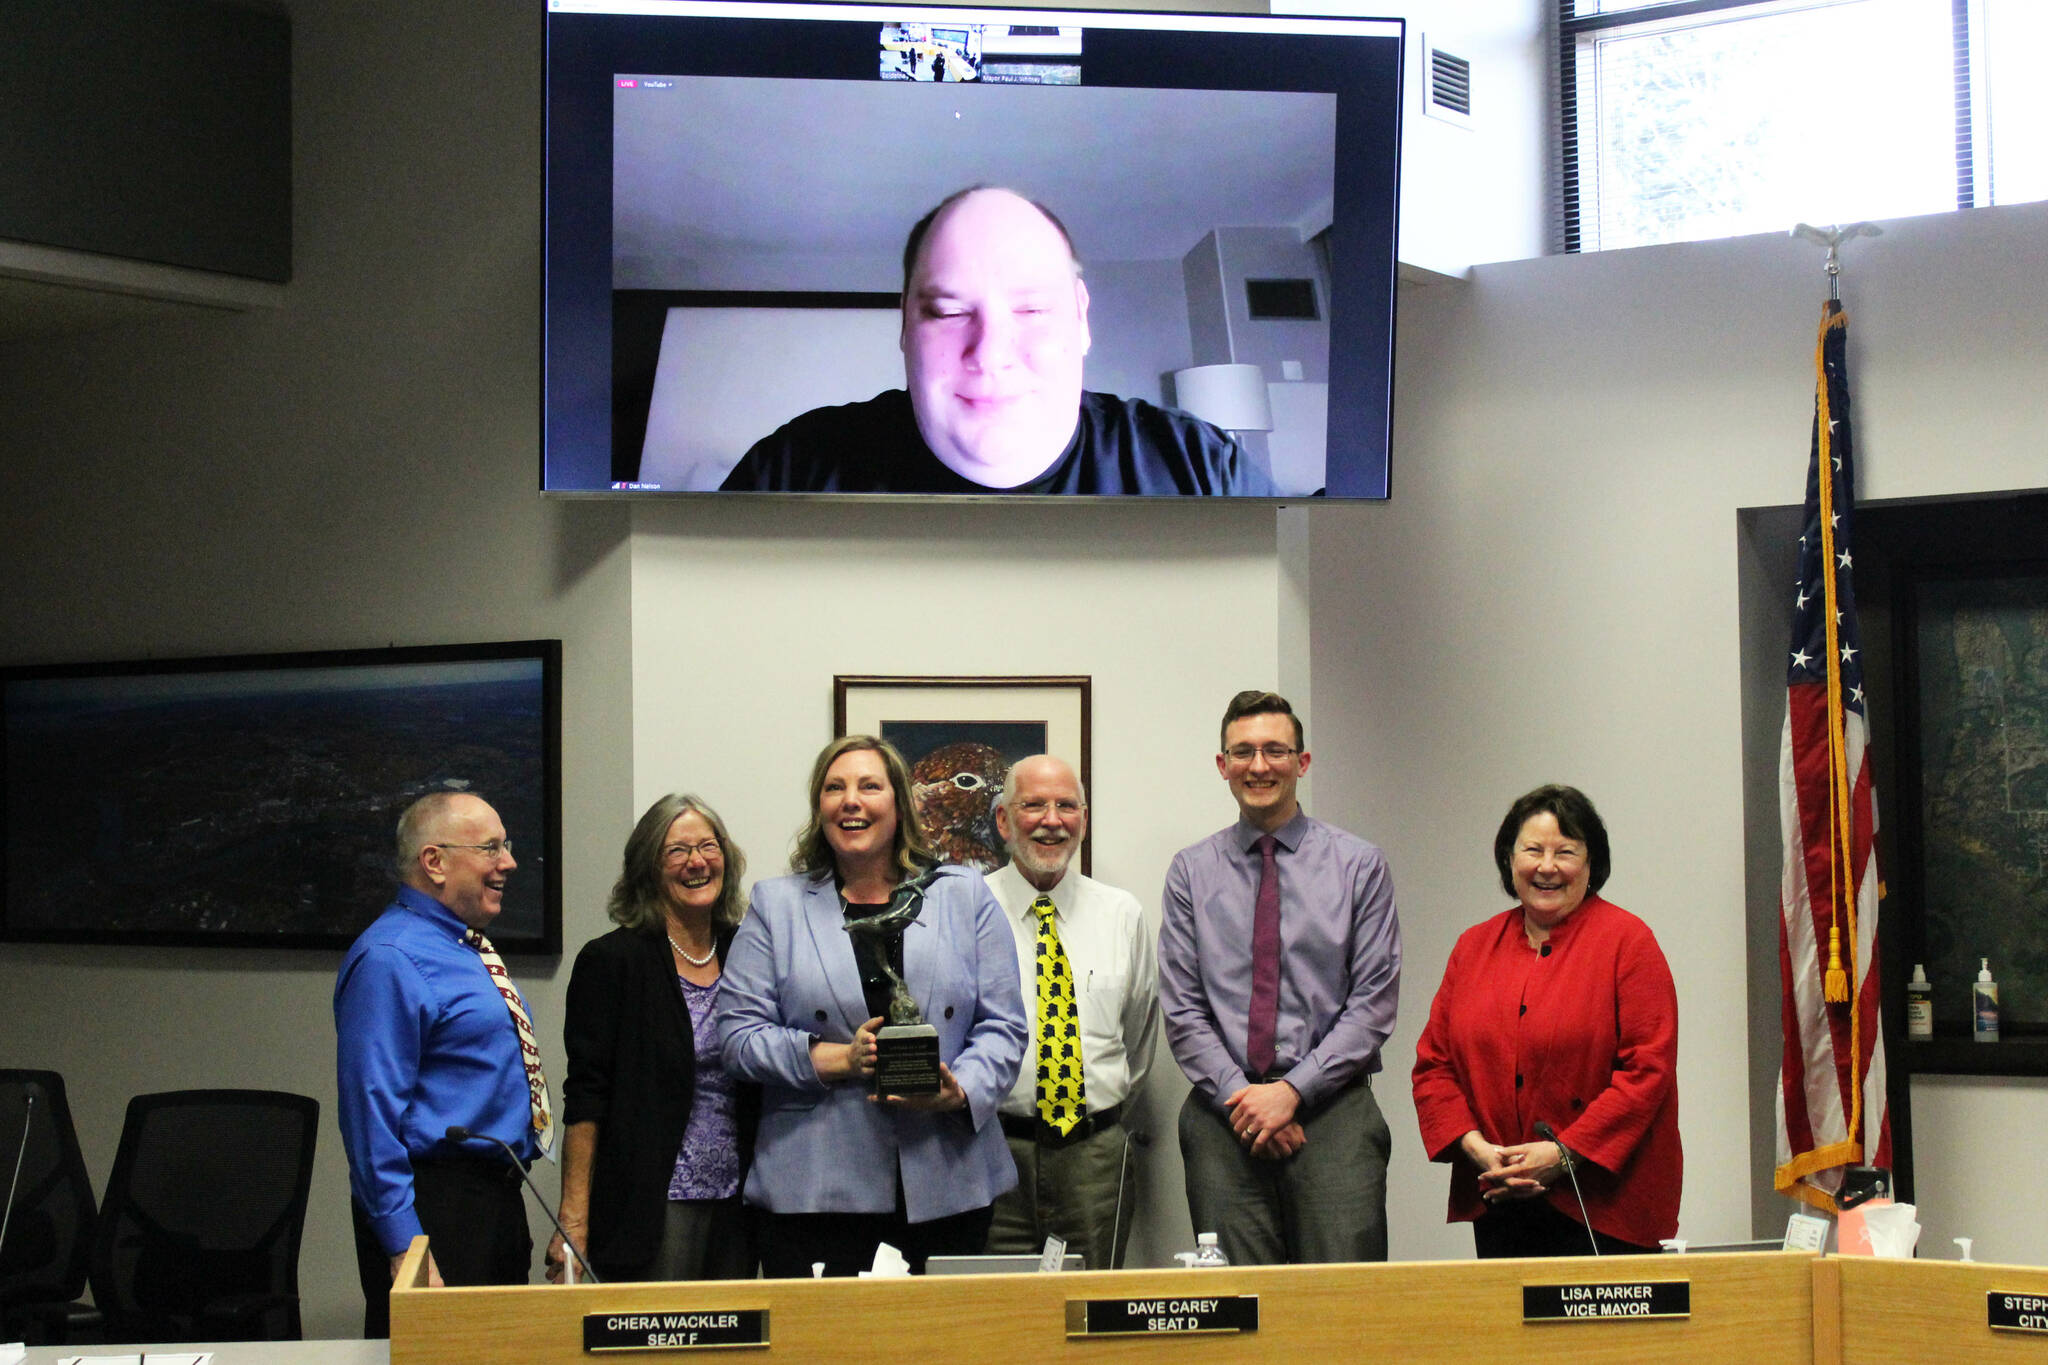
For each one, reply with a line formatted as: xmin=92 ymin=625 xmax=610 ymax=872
xmin=612 ymin=77 xmax=1336 ymax=290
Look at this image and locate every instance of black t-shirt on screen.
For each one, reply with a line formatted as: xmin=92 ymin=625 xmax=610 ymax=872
xmin=719 ymin=389 xmax=1276 ymax=496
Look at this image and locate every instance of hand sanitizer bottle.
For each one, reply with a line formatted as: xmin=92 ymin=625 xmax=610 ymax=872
xmin=1973 ymin=958 xmax=2000 ymax=1042
xmin=1906 ymin=964 xmax=1933 ymax=1041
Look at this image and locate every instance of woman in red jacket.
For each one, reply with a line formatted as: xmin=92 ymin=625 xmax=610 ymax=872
xmin=1412 ymin=785 xmax=1680 ymax=1257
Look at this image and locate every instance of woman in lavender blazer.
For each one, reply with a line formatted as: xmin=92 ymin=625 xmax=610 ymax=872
xmin=717 ymin=735 xmax=1027 ymax=1278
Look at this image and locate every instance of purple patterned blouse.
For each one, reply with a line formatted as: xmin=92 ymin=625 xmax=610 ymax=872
xmin=667 ymin=975 xmax=741 ymax=1201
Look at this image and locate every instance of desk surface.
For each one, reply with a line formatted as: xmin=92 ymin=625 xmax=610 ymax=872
xmin=390 ymin=1250 xmax=1820 ymax=1365
xmin=20 ymin=1342 xmax=387 ymax=1365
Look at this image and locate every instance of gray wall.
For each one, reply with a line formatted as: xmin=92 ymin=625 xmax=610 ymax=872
xmin=0 ymin=1 xmax=632 ymax=1339
xmin=0 ymin=0 xmax=1287 ymax=1335
xmin=1303 ymin=198 xmax=2048 ymax=1263
xmin=7 ymin=0 xmax=2044 ymax=1340
xmin=1082 ymin=257 xmax=1195 ymax=406
xmin=1199 ymin=226 xmax=1331 ymax=383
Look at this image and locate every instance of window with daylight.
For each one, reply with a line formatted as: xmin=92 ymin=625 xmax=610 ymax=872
xmin=1558 ymin=0 xmax=2048 ymax=253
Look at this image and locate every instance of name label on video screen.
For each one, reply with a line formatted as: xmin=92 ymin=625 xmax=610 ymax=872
xmin=1066 ymin=1295 xmax=1258 ymax=1336
xmin=1989 ymin=1292 xmax=2048 ymax=1333
xmin=1523 ymin=1280 xmax=1690 ymax=1321
xmin=583 ymin=1309 xmax=767 ymax=1351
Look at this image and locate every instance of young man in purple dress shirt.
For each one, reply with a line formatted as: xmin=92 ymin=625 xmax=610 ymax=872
xmin=1158 ymin=691 xmax=1401 ymax=1265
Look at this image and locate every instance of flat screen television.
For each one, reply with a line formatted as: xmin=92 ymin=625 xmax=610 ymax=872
xmin=544 ymin=0 xmax=1404 ymax=500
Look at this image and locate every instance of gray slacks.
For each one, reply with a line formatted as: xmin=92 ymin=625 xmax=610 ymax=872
xmin=985 ymin=1122 xmax=1136 ymax=1270
xmin=1178 ymin=1079 xmax=1390 ymax=1266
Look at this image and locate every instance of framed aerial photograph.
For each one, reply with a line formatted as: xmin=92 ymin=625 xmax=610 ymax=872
xmin=1 ymin=640 xmax=562 ymax=953
xmin=834 ymin=675 xmax=1091 ymax=874
xmin=1894 ymin=561 xmax=2048 ymax=1068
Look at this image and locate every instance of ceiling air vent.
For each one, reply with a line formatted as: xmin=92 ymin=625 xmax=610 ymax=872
xmin=1422 ymin=36 xmax=1472 ymax=130
xmin=1245 ymin=278 xmax=1319 ymax=321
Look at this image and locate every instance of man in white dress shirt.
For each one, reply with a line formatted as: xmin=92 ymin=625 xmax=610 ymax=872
xmin=983 ymin=755 xmax=1159 ymax=1269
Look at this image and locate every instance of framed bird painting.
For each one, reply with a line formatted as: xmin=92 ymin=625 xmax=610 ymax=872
xmin=833 ymin=675 xmax=1091 ymax=875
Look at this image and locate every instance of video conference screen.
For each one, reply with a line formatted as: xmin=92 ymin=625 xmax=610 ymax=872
xmin=544 ymin=1 xmax=1404 ymax=500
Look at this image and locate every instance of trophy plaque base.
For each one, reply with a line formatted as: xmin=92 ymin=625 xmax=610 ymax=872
xmin=873 ymin=1023 xmax=942 ymax=1096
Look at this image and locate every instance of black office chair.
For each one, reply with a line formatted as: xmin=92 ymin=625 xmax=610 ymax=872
xmin=89 ymin=1089 xmax=319 ymax=1344
xmin=0 ymin=1070 xmax=99 ymax=1345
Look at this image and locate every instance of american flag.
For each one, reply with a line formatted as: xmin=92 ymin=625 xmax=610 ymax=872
xmin=1774 ymin=299 xmax=1891 ymax=1211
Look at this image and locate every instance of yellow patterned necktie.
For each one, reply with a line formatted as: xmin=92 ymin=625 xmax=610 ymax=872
xmin=1033 ymin=895 xmax=1086 ymax=1135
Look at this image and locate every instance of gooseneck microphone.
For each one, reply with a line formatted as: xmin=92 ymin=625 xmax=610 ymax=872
xmin=1534 ymin=1120 xmax=1600 ymax=1257
xmin=445 ymin=1125 xmax=601 ymax=1283
xmin=1108 ymin=1128 xmax=1151 ymax=1270
xmin=0 ymin=1091 xmax=35 ymax=1265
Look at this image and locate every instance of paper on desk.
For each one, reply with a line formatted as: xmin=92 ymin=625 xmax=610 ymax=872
xmin=58 ymin=1355 xmax=210 ymax=1365
xmin=4 ymin=1341 xmax=26 ymax=1365
xmin=858 ymin=1241 xmax=911 ymax=1277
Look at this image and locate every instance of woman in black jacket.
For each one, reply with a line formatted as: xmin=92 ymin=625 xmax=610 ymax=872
xmin=548 ymin=793 xmax=757 ymax=1282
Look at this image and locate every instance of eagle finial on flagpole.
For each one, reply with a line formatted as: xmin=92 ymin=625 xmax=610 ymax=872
xmin=1790 ymin=222 xmax=1883 ymax=300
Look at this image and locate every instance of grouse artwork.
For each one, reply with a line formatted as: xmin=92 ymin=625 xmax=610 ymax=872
xmin=909 ymin=741 xmax=1008 ymax=870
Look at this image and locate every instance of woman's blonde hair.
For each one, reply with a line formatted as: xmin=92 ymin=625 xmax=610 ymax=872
xmin=791 ymin=735 xmax=934 ymax=881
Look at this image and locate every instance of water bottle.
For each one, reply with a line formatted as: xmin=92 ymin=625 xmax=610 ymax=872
xmin=1173 ymin=1231 xmax=1230 ymax=1267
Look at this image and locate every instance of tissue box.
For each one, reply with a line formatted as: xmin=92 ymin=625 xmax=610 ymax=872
xmin=1838 ymin=1199 xmax=1921 ymax=1258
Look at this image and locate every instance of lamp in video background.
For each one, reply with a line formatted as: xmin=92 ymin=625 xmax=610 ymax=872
xmin=1173 ymin=363 xmax=1280 ymax=490
xmin=1171 ymin=363 xmax=1273 ymax=436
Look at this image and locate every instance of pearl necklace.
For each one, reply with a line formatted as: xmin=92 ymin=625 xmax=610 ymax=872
xmin=667 ymin=932 xmax=715 ymax=967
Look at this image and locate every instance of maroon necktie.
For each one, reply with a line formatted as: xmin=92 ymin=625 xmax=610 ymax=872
xmin=1245 ymin=833 xmax=1282 ymax=1077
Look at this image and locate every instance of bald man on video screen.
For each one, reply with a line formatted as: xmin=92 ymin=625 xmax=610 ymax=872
xmin=719 ymin=187 xmax=1275 ymax=496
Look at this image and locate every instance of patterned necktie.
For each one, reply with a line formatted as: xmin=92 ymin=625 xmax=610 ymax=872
xmin=1245 ymin=834 xmax=1282 ymax=1078
xmin=1032 ymin=895 xmax=1086 ymax=1135
xmin=464 ymin=928 xmax=555 ymax=1156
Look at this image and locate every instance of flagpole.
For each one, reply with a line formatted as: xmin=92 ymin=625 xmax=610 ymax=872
xmin=1779 ymin=221 xmax=1891 ymax=1196
xmin=1791 ymin=224 xmax=1880 ymax=1014
xmin=1790 ymin=222 xmax=1881 ymax=302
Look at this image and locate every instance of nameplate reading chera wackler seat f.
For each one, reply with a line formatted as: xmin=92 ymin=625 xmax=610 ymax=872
xmin=1989 ymin=1292 xmax=2048 ymax=1333
xmin=1522 ymin=1281 xmax=1690 ymax=1321
xmin=1066 ymin=1295 xmax=1259 ymax=1336
xmin=584 ymin=1309 xmax=769 ymax=1351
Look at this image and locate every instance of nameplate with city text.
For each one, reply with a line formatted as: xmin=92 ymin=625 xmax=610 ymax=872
xmin=584 ymin=1309 xmax=768 ymax=1351
xmin=1989 ymin=1292 xmax=2048 ymax=1333
xmin=1523 ymin=1280 xmax=1689 ymax=1321
xmin=1066 ymin=1295 xmax=1259 ymax=1336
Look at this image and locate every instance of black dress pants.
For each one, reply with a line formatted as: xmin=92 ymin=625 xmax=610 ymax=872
xmin=352 ymin=1156 xmax=533 ymax=1338
xmin=1471 ymin=1196 xmax=1660 ymax=1258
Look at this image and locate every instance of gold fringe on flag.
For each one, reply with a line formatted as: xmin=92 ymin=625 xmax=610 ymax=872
xmin=1814 ymin=301 xmax=1858 ymax=1011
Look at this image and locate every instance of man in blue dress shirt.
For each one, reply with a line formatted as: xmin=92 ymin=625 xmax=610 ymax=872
xmin=1159 ymin=691 xmax=1401 ymax=1265
xmin=336 ymin=791 xmax=546 ymax=1337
